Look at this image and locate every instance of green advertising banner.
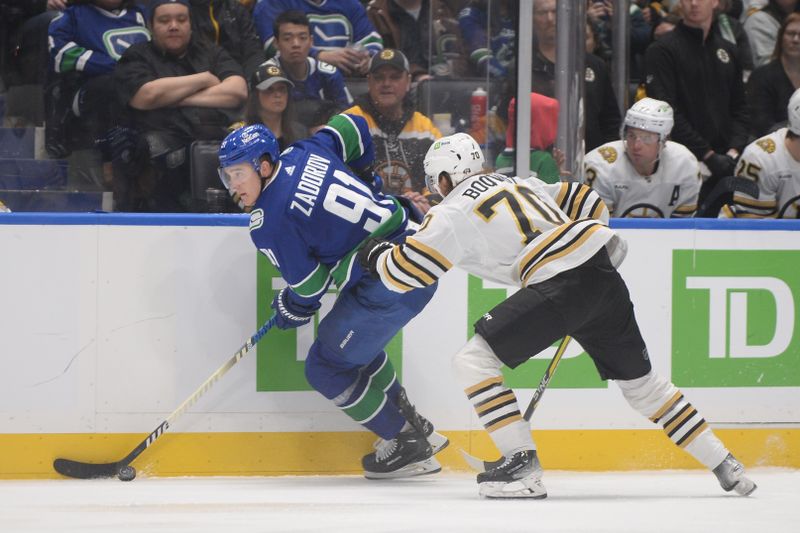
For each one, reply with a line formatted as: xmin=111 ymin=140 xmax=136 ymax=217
xmin=672 ymin=250 xmax=800 ymax=387
xmin=255 ymin=254 xmax=402 ymax=392
xmin=467 ymin=275 xmax=606 ymax=389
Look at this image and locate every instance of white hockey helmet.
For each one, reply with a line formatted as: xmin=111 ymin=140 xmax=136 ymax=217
xmin=788 ymin=89 xmax=800 ymax=135
xmin=424 ymin=133 xmax=485 ymax=195
xmin=622 ymin=97 xmax=674 ymax=142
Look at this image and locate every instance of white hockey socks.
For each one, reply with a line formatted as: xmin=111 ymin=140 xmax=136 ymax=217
xmin=453 ymin=334 xmax=535 ymax=457
xmin=617 ymin=371 xmax=728 ymax=469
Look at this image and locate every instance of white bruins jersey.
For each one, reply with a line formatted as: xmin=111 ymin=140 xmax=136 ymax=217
xmin=584 ymin=140 xmax=701 ymax=218
xmin=374 ymin=174 xmax=621 ymax=292
xmin=721 ymin=128 xmax=800 ymax=218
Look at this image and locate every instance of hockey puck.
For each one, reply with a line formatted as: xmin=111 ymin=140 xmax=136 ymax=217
xmin=117 ymin=465 xmax=136 ymax=482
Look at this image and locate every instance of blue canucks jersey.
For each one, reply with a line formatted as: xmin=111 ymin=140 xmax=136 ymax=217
xmin=48 ymin=5 xmax=149 ymax=76
xmin=266 ymin=57 xmax=353 ymax=108
xmin=249 ymin=114 xmax=407 ymax=306
xmin=253 ymin=0 xmax=383 ymax=58
xmin=458 ymin=6 xmax=515 ymax=77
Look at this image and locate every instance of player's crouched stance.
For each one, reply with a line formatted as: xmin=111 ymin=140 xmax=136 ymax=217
xmin=358 ymin=133 xmax=756 ymax=498
xmin=218 ymin=118 xmax=448 ymax=479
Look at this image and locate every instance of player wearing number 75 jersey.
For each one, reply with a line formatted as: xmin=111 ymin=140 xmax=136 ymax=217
xmin=218 ymin=115 xmax=448 ymax=480
xmin=358 ymin=132 xmax=756 ymax=499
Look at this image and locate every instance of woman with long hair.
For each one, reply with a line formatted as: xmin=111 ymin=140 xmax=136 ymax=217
xmin=244 ymin=63 xmax=307 ymax=150
xmin=747 ymin=11 xmax=800 ymax=136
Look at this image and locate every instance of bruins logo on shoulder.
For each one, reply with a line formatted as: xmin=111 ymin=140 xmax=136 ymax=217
xmin=756 ymin=137 xmax=776 ymax=154
xmin=598 ymin=146 xmax=617 ymax=164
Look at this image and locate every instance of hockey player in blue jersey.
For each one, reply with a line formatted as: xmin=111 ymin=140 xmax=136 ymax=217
xmin=253 ymin=0 xmax=383 ymax=76
xmin=217 ymin=115 xmax=448 ymax=478
xmin=46 ymin=0 xmax=149 ymax=158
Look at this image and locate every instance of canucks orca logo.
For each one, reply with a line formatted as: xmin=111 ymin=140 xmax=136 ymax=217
xmin=103 ymin=27 xmax=150 ymax=60
xmin=308 ymin=14 xmax=354 ymax=48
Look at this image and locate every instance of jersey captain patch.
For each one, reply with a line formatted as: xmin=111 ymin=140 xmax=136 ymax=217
xmin=756 ymin=137 xmax=776 ymax=154
xmin=598 ymin=146 xmax=618 ymax=164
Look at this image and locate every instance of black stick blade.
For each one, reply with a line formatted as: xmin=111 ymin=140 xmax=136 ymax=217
xmin=53 ymin=458 xmax=120 ymax=479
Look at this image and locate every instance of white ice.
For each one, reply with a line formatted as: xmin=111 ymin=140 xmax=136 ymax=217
xmin=2 ymin=469 xmax=798 ymax=533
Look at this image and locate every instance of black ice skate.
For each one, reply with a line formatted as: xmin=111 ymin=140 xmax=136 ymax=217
xmin=395 ymin=388 xmax=450 ymax=455
xmin=477 ymin=449 xmax=547 ymax=499
xmin=362 ymin=426 xmax=437 ymax=480
xmin=713 ymin=453 xmax=757 ymax=496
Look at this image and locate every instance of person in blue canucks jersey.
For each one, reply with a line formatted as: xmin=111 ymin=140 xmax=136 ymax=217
xmin=264 ymin=10 xmax=353 ymax=116
xmin=217 ymin=114 xmax=449 ymax=479
xmin=47 ymin=0 xmax=149 ymax=159
xmin=458 ymin=0 xmax=516 ymax=77
xmin=253 ymin=0 xmax=383 ymax=76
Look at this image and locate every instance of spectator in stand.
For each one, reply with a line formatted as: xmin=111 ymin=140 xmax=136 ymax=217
xmin=243 ymin=63 xmax=307 ymax=151
xmin=113 ymin=0 xmax=247 ymax=211
xmin=457 ymin=0 xmax=517 ymax=78
xmin=721 ymin=88 xmax=800 ymax=217
xmin=744 ymin=0 xmax=798 ymax=68
xmin=747 ymin=12 xmax=800 ymax=136
xmin=367 ymin=0 xmax=469 ymax=81
xmin=716 ymin=0 xmax=755 ymax=73
xmin=46 ymin=0 xmax=149 ymax=163
xmin=585 ymin=98 xmax=701 ymax=218
xmin=188 ymin=0 xmax=264 ymax=80
xmin=345 ymin=49 xmax=441 ymax=208
xmin=587 ymin=0 xmax=651 ymax=71
xmin=253 ymin=0 xmax=383 ymax=77
xmin=645 ymin=0 xmax=750 ymax=203
xmin=264 ymin=10 xmax=353 ymax=124
xmin=741 ymin=0 xmax=769 ymax=19
xmin=1 ymin=1 xmax=64 ymax=98
xmin=530 ymin=0 xmax=621 ymax=152
xmin=494 ymin=92 xmax=562 ymax=184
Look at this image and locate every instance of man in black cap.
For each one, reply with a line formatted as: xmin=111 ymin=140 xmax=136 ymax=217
xmin=345 ymin=49 xmax=441 ymax=209
xmin=112 ymin=0 xmax=247 ymax=211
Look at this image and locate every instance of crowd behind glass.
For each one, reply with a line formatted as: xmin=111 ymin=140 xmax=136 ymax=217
xmin=0 ymin=0 xmax=797 ymax=218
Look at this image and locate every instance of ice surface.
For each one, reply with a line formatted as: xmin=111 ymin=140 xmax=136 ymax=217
xmin=1 ymin=469 xmax=798 ymax=533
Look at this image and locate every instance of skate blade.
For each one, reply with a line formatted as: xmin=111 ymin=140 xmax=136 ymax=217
xmin=428 ymin=431 xmax=449 ymax=455
xmin=479 ymin=480 xmax=548 ymax=500
xmin=364 ymin=457 xmax=442 ymax=480
xmin=733 ymin=478 xmax=757 ymax=497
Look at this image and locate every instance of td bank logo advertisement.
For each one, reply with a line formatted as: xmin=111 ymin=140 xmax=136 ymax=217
xmin=672 ymin=250 xmax=799 ymax=387
xmin=255 ymin=255 xmax=402 ymax=392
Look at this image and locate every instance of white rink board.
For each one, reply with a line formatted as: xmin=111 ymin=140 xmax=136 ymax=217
xmin=0 ymin=217 xmax=799 ymax=435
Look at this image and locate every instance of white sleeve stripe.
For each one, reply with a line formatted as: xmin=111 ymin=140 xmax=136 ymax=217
xmin=54 ymin=42 xmax=79 ymax=73
xmin=340 ymin=113 xmax=365 ymax=161
xmin=76 ymin=50 xmax=93 ymax=71
xmin=321 ymin=125 xmax=347 ymax=161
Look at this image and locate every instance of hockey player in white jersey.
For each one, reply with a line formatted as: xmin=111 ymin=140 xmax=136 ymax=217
xmin=358 ymin=133 xmax=757 ymax=499
xmin=585 ymin=98 xmax=701 ymax=217
xmin=721 ymin=89 xmax=800 ymax=218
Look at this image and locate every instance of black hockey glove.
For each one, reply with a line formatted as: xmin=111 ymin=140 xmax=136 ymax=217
xmin=357 ymin=237 xmax=394 ymax=278
xmin=270 ymin=288 xmax=319 ymax=330
xmin=704 ymin=153 xmax=736 ymax=179
xmin=393 ymin=193 xmax=425 ymax=224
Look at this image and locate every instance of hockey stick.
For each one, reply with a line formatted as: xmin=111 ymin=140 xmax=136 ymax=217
xmin=53 ymin=316 xmax=278 ymax=479
xmin=459 ymin=335 xmax=572 ymax=473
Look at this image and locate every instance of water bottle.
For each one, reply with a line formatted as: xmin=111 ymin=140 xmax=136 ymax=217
xmin=469 ymin=87 xmax=488 ymax=145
